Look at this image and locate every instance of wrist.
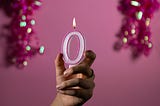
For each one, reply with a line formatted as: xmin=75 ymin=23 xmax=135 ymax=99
xmin=51 ymin=94 xmax=63 ymax=106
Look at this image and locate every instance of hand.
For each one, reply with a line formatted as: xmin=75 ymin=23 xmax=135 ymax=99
xmin=51 ymin=50 xmax=96 ymax=106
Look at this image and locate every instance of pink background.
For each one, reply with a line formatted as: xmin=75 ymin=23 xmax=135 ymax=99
xmin=1 ymin=0 xmax=160 ymax=106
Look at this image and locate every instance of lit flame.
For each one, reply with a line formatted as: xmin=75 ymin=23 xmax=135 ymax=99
xmin=73 ymin=17 xmax=76 ymax=29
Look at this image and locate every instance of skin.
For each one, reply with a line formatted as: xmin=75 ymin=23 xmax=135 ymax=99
xmin=51 ymin=50 xmax=96 ymax=106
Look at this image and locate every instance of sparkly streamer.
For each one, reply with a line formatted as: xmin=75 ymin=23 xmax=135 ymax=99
xmin=116 ymin=0 xmax=159 ymax=57
xmin=0 ymin=0 xmax=44 ymax=68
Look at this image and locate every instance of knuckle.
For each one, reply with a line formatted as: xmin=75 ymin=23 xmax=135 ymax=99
xmin=85 ymin=65 xmax=90 ymax=70
xmin=88 ymin=68 xmax=93 ymax=76
xmin=62 ymin=82 xmax=68 ymax=87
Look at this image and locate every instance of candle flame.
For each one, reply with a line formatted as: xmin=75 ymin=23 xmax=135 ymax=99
xmin=73 ymin=17 xmax=76 ymax=29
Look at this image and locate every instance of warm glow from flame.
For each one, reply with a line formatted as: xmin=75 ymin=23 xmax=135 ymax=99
xmin=73 ymin=17 xmax=76 ymax=28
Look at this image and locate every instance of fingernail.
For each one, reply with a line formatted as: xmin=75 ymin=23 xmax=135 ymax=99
xmin=64 ymin=71 xmax=69 ymax=77
xmin=56 ymin=85 xmax=62 ymax=90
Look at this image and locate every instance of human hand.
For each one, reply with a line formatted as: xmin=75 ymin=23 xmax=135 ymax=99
xmin=51 ymin=50 xmax=96 ymax=106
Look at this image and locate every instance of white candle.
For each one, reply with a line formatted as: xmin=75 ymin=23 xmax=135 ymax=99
xmin=62 ymin=17 xmax=85 ymax=66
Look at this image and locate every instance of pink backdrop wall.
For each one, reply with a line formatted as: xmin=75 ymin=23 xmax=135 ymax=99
xmin=0 ymin=0 xmax=160 ymax=106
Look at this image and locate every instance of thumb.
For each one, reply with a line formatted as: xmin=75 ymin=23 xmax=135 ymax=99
xmin=55 ymin=53 xmax=66 ymax=77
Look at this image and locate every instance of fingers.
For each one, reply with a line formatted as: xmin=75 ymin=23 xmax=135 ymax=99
xmin=55 ymin=51 xmax=95 ymax=103
xmin=55 ymin=53 xmax=66 ymax=77
xmin=58 ymin=89 xmax=93 ymax=101
xmin=80 ymin=50 xmax=96 ymax=67
xmin=56 ymin=78 xmax=95 ymax=90
xmin=63 ymin=50 xmax=96 ymax=77
xmin=64 ymin=65 xmax=94 ymax=78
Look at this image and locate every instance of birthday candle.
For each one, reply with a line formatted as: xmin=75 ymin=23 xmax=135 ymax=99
xmin=62 ymin=17 xmax=85 ymax=67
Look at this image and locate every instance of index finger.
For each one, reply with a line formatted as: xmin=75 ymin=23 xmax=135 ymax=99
xmin=55 ymin=53 xmax=66 ymax=77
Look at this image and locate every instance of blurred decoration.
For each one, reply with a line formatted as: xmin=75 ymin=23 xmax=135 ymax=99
xmin=115 ymin=0 xmax=160 ymax=58
xmin=0 ymin=0 xmax=44 ymax=68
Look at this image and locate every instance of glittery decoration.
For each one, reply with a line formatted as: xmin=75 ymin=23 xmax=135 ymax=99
xmin=20 ymin=21 xmax=27 ymax=27
xmin=0 ymin=0 xmax=45 ymax=68
xmin=31 ymin=19 xmax=36 ymax=25
xmin=116 ymin=0 xmax=160 ymax=57
xmin=131 ymin=1 xmax=140 ymax=6
xmin=39 ymin=46 xmax=45 ymax=54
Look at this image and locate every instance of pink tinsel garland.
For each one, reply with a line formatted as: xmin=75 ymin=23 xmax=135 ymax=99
xmin=116 ymin=0 xmax=160 ymax=57
xmin=0 ymin=0 xmax=44 ymax=68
